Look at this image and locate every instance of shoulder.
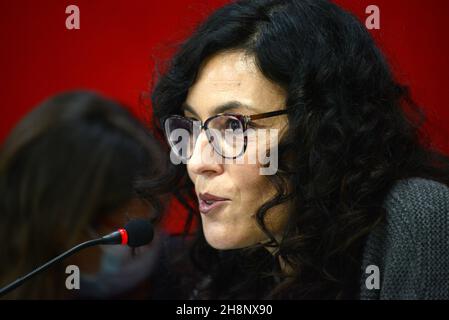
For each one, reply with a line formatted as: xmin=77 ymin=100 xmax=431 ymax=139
xmin=381 ymin=177 xmax=449 ymax=240
xmin=384 ymin=177 xmax=449 ymax=223
xmin=360 ymin=177 xmax=449 ymax=299
xmin=378 ymin=177 xmax=449 ymax=251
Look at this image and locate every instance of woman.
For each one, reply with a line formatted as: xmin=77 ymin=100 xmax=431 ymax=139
xmin=0 ymin=91 xmax=168 ymax=299
xmin=150 ymin=0 xmax=449 ymax=299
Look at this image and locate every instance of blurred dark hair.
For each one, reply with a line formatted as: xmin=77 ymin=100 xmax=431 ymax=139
xmin=0 ymin=91 xmax=167 ymax=299
xmin=151 ymin=0 xmax=449 ymax=299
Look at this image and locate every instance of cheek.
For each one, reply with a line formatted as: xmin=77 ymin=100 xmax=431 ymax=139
xmin=227 ymin=159 xmax=267 ymax=207
xmin=201 ymin=163 xmax=279 ymax=250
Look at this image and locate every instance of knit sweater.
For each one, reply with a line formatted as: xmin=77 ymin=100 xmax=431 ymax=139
xmin=359 ymin=177 xmax=449 ymax=299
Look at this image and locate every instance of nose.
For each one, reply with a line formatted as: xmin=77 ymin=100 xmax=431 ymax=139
xmin=187 ymin=129 xmax=224 ymax=177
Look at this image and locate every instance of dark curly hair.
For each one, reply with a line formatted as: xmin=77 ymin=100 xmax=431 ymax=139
xmin=148 ymin=0 xmax=449 ymax=299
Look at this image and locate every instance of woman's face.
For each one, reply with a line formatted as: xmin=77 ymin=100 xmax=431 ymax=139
xmin=185 ymin=50 xmax=290 ymax=250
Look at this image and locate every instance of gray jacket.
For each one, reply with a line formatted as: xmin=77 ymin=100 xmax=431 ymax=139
xmin=360 ymin=177 xmax=449 ymax=299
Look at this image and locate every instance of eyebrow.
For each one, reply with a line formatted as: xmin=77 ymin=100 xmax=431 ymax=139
xmin=181 ymin=101 xmax=258 ymax=118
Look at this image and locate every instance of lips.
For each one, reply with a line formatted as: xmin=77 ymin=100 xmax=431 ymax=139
xmin=198 ymin=192 xmax=230 ymax=214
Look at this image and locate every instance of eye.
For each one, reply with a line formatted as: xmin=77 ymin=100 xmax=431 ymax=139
xmin=224 ymin=118 xmax=242 ymax=131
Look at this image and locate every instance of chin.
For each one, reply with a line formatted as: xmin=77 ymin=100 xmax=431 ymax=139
xmin=203 ymin=229 xmax=257 ymax=250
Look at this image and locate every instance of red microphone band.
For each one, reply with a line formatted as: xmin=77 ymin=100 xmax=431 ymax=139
xmin=118 ymin=228 xmax=128 ymax=245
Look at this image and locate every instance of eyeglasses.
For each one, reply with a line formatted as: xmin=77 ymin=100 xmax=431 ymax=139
xmin=162 ymin=109 xmax=288 ymax=160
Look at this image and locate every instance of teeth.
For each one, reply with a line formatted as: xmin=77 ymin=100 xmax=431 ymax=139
xmin=204 ymin=200 xmax=214 ymax=205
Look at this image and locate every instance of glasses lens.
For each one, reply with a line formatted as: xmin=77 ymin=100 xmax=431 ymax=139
xmin=164 ymin=116 xmax=196 ymax=160
xmin=207 ymin=115 xmax=245 ymax=158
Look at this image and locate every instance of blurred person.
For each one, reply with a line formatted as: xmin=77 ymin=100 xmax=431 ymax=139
xmin=0 ymin=91 xmax=168 ymax=299
xmin=150 ymin=0 xmax=449 ymax=299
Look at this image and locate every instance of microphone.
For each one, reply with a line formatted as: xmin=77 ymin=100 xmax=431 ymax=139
xmin=0 ymin=219 xmax=154 ymax=297
xmin=100 ymin=219 xmax=154 ymax=247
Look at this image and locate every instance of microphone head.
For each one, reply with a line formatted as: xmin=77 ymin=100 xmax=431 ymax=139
xmin=124 ymin=219 xmax=154 ymax=247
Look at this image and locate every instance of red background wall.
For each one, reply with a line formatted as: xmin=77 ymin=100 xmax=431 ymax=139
xmin=1 ymin=0 xmax=448 ymax=233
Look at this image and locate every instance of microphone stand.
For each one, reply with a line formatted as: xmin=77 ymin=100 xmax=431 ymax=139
xmin=0 ymin=238 xmax=104 ymax=297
